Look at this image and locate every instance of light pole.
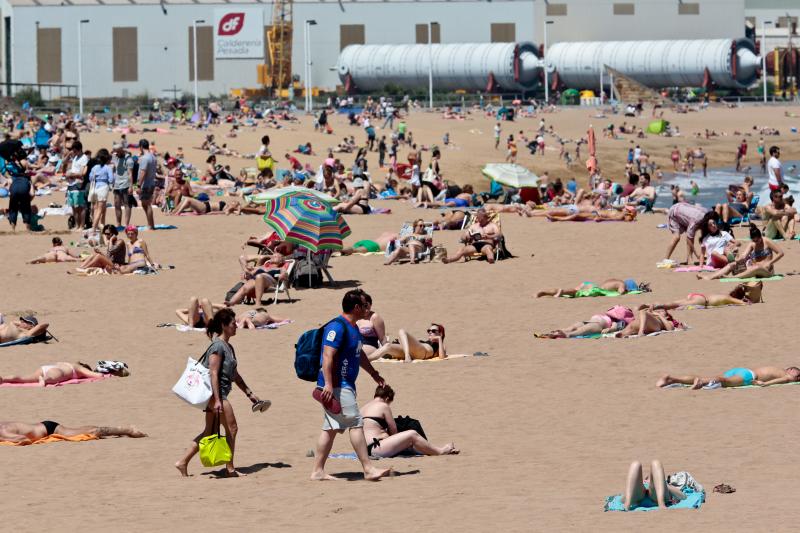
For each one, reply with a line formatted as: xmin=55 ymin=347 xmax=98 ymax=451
xmin=543 ymin=20 xmax=554 ymax=104
xmin=77 ymin=19 xmax=89 ymax=116
xmin=428 ymin=22 xmax=438 ymax=109
xmin=762 ymin=20 xmax=772 ymax=103
xmin=304 ymin=19 xmax=317 ymax=113
xmin=193 ymin=19 xmax=205 ymax=114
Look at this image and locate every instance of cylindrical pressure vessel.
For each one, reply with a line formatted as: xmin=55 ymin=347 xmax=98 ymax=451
xmin=337 ymin=42 xmax=540 ymax=92
xmin=545 ymin=38 xmax=759 ymax=89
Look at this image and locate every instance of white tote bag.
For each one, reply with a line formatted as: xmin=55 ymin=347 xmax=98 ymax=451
xmin=172 ymin=357 xmax=212 ymax=409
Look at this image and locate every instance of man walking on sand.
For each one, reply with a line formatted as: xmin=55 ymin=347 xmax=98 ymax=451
xmin=136 ymin=139 xmax=157 ymax=230
xmin=310 ymin=289 xmax=391 ymax=481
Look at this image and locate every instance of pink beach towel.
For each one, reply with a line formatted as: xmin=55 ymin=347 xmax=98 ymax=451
xmin=674 ymin=266 xmax=717 ymax=272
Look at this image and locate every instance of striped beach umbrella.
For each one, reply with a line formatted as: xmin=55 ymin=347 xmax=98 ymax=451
xmin=245 ymin=185 xmax=340 ymax=205
xmin=262 ymin=194 xmax=351 ymax=252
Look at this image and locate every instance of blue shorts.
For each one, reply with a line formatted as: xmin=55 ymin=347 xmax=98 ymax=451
xmin=723 ymin=368 xmax=755 ymax=386
xmin=624 ymin=279 xmax=638 ymax=292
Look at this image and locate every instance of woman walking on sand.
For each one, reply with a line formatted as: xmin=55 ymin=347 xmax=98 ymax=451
xmin=175 ymin=308 xmax=269 ymax=477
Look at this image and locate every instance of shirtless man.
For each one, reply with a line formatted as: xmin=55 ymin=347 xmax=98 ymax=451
xmin=442 ymin=209 xmax=502 ymax=264
xmin=627 ymin=173 xmax=656 ymax=208
xmin=0 ymin=420 xmax=146 ymax=444
xmin=657 ymin=366 xmax=800 ymax=389
xmin=761 ymin=189 xmax=796 ymax=240
xmin=0 ymin=316 xmax=50 ymax=344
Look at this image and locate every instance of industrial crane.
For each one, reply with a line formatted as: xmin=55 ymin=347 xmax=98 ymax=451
xmin=260 ymin=0 xmax=293 ymax=96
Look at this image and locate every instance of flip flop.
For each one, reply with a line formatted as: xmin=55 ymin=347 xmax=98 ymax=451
xmin=252 ymin=400 xmax=271 ymax=413
xmin=713 ymin=483 xmax=735 ymax=494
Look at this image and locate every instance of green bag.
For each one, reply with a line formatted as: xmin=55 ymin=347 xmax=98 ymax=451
xmin=199 ymin=413 xmax=232 ymax=467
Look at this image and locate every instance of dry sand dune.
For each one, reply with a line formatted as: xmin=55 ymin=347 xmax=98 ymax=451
xmin=2 ymin=105 xmax=800 ymax=531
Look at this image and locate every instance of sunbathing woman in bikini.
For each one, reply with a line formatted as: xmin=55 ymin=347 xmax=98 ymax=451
xmin=614 ymin=308 xmax=687 ymax=338
xmin=171 ymin=194 xmax=227 ymax=215
xmin=76 ymin=224 xmax=127 ymax=272
xmin=235 ymin=308 xmax=288 ymax=329
xmin=657 ymin=366 xmax=800 ymax=389
xmin=367 ymin=323 xmax=446 ymax=362
xmin=0 ymin=361 xmax=129 ymax=386
xmin=116 ymin=226 xmax=155 ymax=274
xmin=176 ymin=297 xmax=226 ymax=328
xmin=538 ymin=306 xmax=633 ymax=338
xmin=384 ymin=219 xmax=430 ymax=265
xmin=536 ymin=278 xmax=650 ymax=298
xmin=644 ymin=282 xmax=763 ymax=310
xmin=698 ymin=224 xmax=783 ymax=281
xmin=361 ymin=385 xmax=458 ymax=457
xmin=27 ymin=237 xmax=79 ymax=264
xmin=0 ymin=420 xmax=146 ymax=444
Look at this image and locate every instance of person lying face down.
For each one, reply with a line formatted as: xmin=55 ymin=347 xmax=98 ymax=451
xmin=658 ymin=366 xmax=800 ymax=389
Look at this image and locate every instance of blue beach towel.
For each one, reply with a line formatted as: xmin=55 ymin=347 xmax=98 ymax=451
xmin=116 ymin=224 xmax=178 ymax=232
xmin=0 ymin=333 xmax=51 ymax=348
xmin=604 ymin=489 xmax=705 ymax=512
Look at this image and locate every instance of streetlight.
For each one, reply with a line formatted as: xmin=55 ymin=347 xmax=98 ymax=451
xmin=77 ymin=19 xmax=89 ymax=117
xmin=193 ymin=19 xmax=205 ymax=114
xmin=428 ymin=22 xmax=438 ymax=109
xmin=543 ymin=20 xmax=554 ymax=104
xmin=762 ymin=20 xmax=773 ymax=103
xmin=304 ymin=19 xmax=317 ymax=113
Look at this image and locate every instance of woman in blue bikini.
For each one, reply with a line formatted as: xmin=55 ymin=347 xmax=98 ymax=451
xmin=117 ymin=226 xmax=155 ymax=273
xmin=658 ymin=366 xmax=800 ymax=389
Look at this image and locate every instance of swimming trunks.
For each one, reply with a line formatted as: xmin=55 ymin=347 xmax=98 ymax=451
xmin=723 ymin=367 xmax=755 ymax=386
xmin=624 ymin=279 xmax=638 ymax=292
xmin=40 ymin=420 xmax=59 ymax=436
xmin=353 ymin=239 xmax=380 ymax=253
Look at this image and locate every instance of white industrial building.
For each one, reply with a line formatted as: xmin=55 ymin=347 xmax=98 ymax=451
xmin=0 ymin=0 xmax=790 ymax=98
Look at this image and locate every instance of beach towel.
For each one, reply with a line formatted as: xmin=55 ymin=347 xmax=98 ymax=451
xmin=158 ymin=320 xmax=293 ymax=332
xmin=663 ymin=381 xmax=800 ymax=390
xmin=673 ymin=266 xmax=716 ymax=272
xmin=373 ymin=353 xmax=477 ymax=363
xmin=0 ymin=433 xmax=99 ymax=446
xmin=116 ymin=224 xmax=178 ymax=231
xmin=0 ymin=375 xmax=111 ymax=387
xmin=604 ymin=490 xmax=705 ymax=512
xmin=563 ymin=287 xmax=644 ymax=298
xmin=720 ymin=275 xmax=783 ymax=282
xmin=0 ymin=334 xmax=51 ymax=348
xmin=368 ymin=208 xmax=392 ymax=215
xmin=535 ymin=328 xmax=690 ymax=340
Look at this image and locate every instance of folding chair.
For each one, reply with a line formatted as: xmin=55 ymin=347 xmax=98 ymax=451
xmin=272 ymin=260 xmax=295 ymax=303
xmin=729 ymin=194 xmax=760 ymax=226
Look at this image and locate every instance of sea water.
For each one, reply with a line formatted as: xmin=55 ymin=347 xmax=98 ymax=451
xmin=654 ymin=160 xmax=800 ymax=209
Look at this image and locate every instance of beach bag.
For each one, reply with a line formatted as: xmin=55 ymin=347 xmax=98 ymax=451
xmin=198 ymin=413 xmax=232 ymax=467
xmin=172 ymin=355 xmax=212 ymax=409
xmin=294 ymin=317 xmax=348 ymax=381
xmin=394 ymin=415 xmax=427 ymax=440
xmin=256 ymin=155 xmax=274 ymax=172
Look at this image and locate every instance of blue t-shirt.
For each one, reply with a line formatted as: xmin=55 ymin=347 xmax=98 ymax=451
xmin=316 ymin=316 xmax=362 ymax=391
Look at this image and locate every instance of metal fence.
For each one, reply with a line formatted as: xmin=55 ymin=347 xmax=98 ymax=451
xmin=1 ymin=82 xmax=78 ymax=101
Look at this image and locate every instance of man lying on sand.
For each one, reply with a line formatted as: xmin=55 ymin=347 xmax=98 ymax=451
xmin=0 ymin=420 xmax=146 ymax=444
xmin=658 ymin=366 xmax=800 ymax=389
xmin=0 ymin=315 xmax=50 ymax=344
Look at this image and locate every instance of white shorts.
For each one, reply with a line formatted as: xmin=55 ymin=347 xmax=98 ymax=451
xmin=88 ymin=184 xmax=110 ymax=203
xmin=321 ymin=387 xmax=362 ymax=431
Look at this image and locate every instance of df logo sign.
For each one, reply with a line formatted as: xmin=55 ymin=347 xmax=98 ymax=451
xmin=218 ymin=13 xmax=245 ymax=36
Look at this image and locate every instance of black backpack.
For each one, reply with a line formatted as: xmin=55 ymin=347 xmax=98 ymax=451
xmin=294 ymin=317 xmax=348 ymax=381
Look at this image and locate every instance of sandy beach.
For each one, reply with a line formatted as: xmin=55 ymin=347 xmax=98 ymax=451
xmin=3 ymin=103 xmax=800 ymax=531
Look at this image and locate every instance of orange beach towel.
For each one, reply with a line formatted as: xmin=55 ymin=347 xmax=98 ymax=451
xmin=0 ymin=434 xmax=98 ymax=446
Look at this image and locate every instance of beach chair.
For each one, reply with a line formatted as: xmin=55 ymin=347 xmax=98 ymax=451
xmin=386 ymin=221 xmax=435 ymax=262
xmin=291 ymin=249 xmax=335 ymax=288
xmin=729 ymin=194 xmax=760 ymax=226
xmin=273 ymin=259 xmax=296 ymax=303
xmin=461 ymin=211 xmax=512 ymax=262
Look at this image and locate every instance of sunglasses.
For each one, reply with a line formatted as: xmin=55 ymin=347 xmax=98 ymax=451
xmin=427 ymin=328 xmax=439 ymax=334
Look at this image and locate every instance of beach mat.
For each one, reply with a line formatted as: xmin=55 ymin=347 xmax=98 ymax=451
xmin=373 ymin=353 xmax=479 ymax=363
xmin=0 ymin=334 xmax=51 ymax=348
xmin=116 ymin=224 xmax=177 ymax=231
xmin=663 ymin=381 xmax=800 ymax=390
xmin=673 ymin=266 xmax=716 ymax=272
xmin=0 ymin=375 xmax=111 ymax=388
xmin=604 ymin=491 xmax=705 ymax=512
xmin=329 ymin=451 xmax=423 ymax=460
xmin=720 ymin=275 xmax=783 ymax=282
xmin=0 ymin=433 xmax=99 ymax=446
xmin=158 ymin=320 xmax=293 ymax=332
xmin=562 ymin=289 xmax=644 ymax=298
xmin=535 ymin=328 xmax=690 ymax=340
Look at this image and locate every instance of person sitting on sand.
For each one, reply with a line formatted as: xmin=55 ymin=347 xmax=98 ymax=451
xmin=698 ymin=224 xmax=783 ymax=281
xmin=0 ymin=315 xmax=50 ymax=344
xmin=0 ymin=421 xmax=146 ymax=443
xmin=614 ymin=307 xmax=687 ymax=338
xmin=384 ymin=219 xmax=431 ymax=265
xmin=698 ymin=215 xmax=737 ymax=268
xmin=235 ymin=308 xmax=288 ymax=329
xmin=176 ymin=297 xmax=226 ymax=328
xmin=361 ymin=385 xmax=458 ymax=457
xmin=536 ymin=278 xmax=650 ymax=298
xmin=118 ymin=226 xmax=155 ymax=274
xmin=538 ymin=306 xmax=633 ymax=338
xmin=77 ymin=224 xmax=127 ymax=272
xmin=333 ymin=177 xmax=371 ymax=214
xmin=442 ymin=208 xmax=502 ymax=264
xmin=165 ymin=168 xmax=193 ymax=208
xmin=761 ymin=189 xmax=797 ymax=240
xmin=0 ymin=361 xmax=129 ymax=386
xmin=367 ymin=323 xmax=446 ymax=362
xmin=644 ymin=282 xmax=763 ymax=310
xmin=657 ymin=366 xmax=800 ymax=389
xmin=618 ymin=460 xmax=690 ymax=510
xmin=27 ymin=237 xmax=79 ymax=264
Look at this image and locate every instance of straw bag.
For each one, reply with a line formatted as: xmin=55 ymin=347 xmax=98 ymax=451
xmin=199 ymin=412 xmax=232 ymax=467
xmin=172 ymin=355 xmax=212 ymax=409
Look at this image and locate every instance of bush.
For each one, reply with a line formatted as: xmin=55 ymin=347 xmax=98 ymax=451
xmin=14 ymin=87 xmax=44 ymax=107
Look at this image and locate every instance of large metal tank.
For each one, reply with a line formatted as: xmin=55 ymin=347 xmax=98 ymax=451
xmin=337 ymin=42 xmax=540 ymax=92
xmin=545 ymin=38 xmax=759 ymax=89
